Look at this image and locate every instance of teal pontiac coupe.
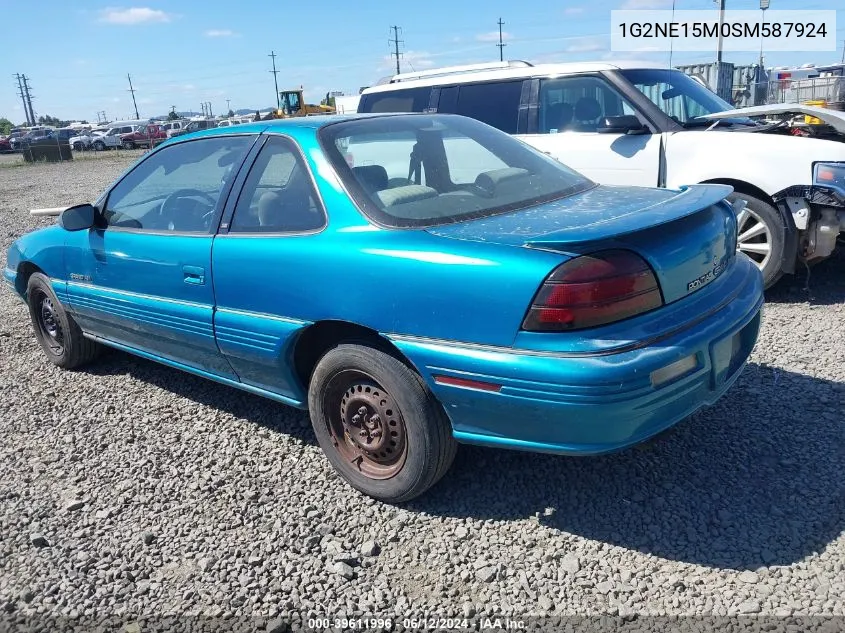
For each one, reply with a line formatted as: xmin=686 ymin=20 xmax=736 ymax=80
xmin=4 ymin=114 xmax=763 ymax=501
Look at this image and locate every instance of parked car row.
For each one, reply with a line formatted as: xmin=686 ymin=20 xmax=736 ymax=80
xmin=3 ymin=115 xmax=255 ymax=155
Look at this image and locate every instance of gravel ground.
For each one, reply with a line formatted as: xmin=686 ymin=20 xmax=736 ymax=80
xmin=0 ymin=155 xmax=843 ymax=631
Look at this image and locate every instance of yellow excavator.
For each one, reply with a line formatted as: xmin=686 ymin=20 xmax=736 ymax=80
xmin=259 ymin=89 xmax=335 ymax=120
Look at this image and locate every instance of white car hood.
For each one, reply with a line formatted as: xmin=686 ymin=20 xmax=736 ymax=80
xmin=703 ymin=104 xmax=845 ymax=135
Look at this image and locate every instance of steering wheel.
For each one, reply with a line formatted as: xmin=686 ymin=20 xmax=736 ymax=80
xmin=158 ymin=188 xmax=217 ymax=230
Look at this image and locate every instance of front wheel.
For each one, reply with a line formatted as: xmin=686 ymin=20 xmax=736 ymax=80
xmin=122 ymin=140 xmax=134 ymax=150
xmin=729 ymin=193 xmax=787 ymax=288
xmin=308 ymin=344 xmax=457 ymax=503
xmin=27 ymin=273 xmax=101 ymax=369
xmin=92 ymin=141 xmax=105 ymax=151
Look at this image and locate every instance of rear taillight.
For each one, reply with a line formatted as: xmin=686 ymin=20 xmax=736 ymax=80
xmin=522 ymin=250 xmax=663 ymax=331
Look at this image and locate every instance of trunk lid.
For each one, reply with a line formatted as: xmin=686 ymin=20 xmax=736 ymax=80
xmin=426 ymin=184 xmax=737 ymax=304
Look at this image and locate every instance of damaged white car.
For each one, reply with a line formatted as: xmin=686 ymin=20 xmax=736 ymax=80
xmin=359 ymin=62 xmax=845 ymax=287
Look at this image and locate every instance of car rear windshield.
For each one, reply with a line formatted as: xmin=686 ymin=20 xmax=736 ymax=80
xmin=319 ymin=114 xmax=594 ymax=228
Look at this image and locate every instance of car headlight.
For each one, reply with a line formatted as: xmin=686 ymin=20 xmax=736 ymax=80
xmin=813 ymin=162 xmax=845 ymax=195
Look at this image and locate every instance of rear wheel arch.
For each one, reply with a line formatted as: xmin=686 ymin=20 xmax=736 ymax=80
xmin=699 ymin=178 xmax=773 ymax=207
xmin=700 ymin=177 xmax=795 ymax=286
xmin=292 ymin=320 xmax=422 ymax=391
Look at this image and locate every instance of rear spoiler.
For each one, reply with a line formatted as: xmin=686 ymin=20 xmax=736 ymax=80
xmin=524 ymin=184 xmax=735 ymax=248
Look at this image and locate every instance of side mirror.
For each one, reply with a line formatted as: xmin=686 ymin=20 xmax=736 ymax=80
xmin=59 ymin=203 xmax=96 ymax=231
xmin=598 ymin=115 xmax=649 ymax=135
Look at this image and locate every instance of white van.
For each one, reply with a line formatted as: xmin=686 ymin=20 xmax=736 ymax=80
xmin=359 ymin=60 xmax=845 ymax=287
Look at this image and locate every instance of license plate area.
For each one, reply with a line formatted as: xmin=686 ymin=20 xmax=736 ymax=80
xmin=710 ymin=311 xmax=761 ymax=389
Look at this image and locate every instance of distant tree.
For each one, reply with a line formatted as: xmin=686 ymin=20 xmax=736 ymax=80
xmin=37 ymin=114 xmax=68 ymax=127
xmin=227 ymin=109 xmax=235 ymax=118
xmin=0 ymin=117 xmax=12 ymax=135
xmin=167 ymin=110 xmax=179 ymax=121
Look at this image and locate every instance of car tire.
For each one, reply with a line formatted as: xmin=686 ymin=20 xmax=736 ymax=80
xmin=729 ymin=192 xmax=786 ymax=289
xmin=72 ymin=142 xmax=82 ymax=151
xmin=93 ymin=141 xmax=105 ymax=152
xmin=26 ymin=273 xmax=101 ymax=369
xmin=122 ymin=140 xmax=134 ymax=150
xmin=308 ymin=343 xmax=457 ymax=503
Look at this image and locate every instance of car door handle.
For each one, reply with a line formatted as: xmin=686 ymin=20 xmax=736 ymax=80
xmin=183 ymin=265 xmax=205 ymax=285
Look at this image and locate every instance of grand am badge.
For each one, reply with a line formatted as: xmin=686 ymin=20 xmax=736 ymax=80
xmin=687 ymin=255 xmax=727 ymax=293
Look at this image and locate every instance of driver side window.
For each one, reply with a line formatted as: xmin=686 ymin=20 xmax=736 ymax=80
xmin=103 ymin=136 xmax=252 ymax=232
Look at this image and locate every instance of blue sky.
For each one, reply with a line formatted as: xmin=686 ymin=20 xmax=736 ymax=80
xmin=2 ymin=0 xmax=843 ymax=123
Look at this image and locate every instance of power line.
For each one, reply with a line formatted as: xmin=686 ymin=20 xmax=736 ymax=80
xmin=127 ymin=74 xmax=140 ymax=120
xmin=22 ymin=75 xmax=35 ymax=126
xmin=389 ymin=26 xmax=404 ymax=75
xmin=497 ymin=18 xmax=506 ymax=62
xmin=269 ymin=51 xmax=280 ymax=110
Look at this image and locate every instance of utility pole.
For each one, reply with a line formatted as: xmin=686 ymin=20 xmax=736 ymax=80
xmin=497 ymin=18 xmax=506 ymax=62
xmin=715 ymin=0 xmax=726 ymax=64
xmin=200 ymin=102 xmax=206 ymax=116
xmin=127 ymin=74 xmax=140 ymax=120
xmin=389 ymin=26 xmax=403 ymax=75
xmin=226 ymin=98 xmax=231 ymax=113
xmin=269 ymin=51 xmax=280 ymax=109
xmin=15 ymin=74 xmax=31 ymax=125
xmin=206 ymin=102 xmax=213 ymax=117
xmin=22 ymin=75 xmax=35 ymax=126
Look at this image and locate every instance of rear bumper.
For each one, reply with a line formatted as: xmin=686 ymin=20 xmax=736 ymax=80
xmin=389 ymin=255 xmax=764 ymax=455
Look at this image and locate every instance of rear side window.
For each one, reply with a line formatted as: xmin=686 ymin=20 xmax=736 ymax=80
xmin=358 ymin=87 xmax=432 ymax=113
xmin=453 ymin=81 xmax=523 ymax=134
xmin=229 ymin=136 xmax=324 ymax=234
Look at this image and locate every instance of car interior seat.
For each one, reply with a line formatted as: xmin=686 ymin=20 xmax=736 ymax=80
xmin=256 ymin=170 xmax=321 ymax=232
xmin=544 ymin=102 xmax=574 ymax=132
xmin=352 ymin=165 xmax=389 ymax=195
xmin=573 ymin=97 xmax=603 ymax=132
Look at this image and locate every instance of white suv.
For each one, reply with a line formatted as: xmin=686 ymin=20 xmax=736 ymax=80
xmin=160 ymin=120 xmax=186 ymax=138
xmin=359 ymin=60 xmax=845 ymax=287
xmin=91 ymin=124 xmax=140 ymax=151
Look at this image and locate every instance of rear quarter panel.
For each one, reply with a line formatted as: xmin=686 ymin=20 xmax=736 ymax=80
xmin=212 ymin=227 xmax=564 ymax=348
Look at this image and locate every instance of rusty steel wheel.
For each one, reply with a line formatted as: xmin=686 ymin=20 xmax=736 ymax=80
xmin=308 ymin=343 xmax=457 ymax=502
xmin=325 ymin=371 xmax=408 ymax=480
